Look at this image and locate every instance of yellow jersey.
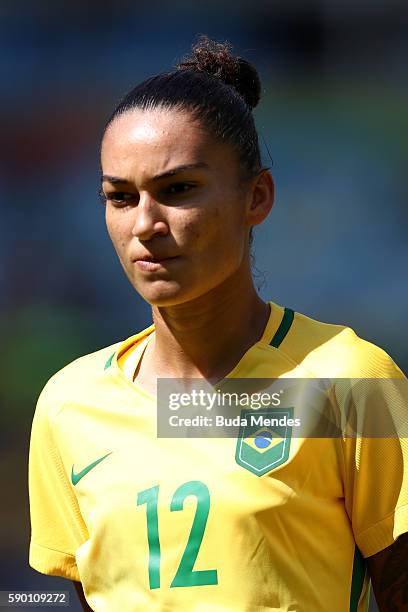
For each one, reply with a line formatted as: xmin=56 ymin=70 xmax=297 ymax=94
xmin=28 ymin=301 xmax=408 ymax=611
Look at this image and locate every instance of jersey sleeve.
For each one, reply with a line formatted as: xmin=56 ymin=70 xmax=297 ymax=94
xmin=340 ymin=347 xmax=408 ymax=558
xmin=28 ymin=381 xmax=89 ymax=581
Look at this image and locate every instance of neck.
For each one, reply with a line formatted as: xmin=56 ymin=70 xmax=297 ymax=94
xmin=148 ymin=266 xmax=270 ymax=382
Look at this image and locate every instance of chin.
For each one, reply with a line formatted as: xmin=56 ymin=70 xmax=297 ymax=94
xmin=135 ymin=280 xmax=195 ymax=308
xmin=130 ymin=268 xmax=234 ymax=308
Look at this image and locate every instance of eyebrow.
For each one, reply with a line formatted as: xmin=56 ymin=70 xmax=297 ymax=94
xmin=101 ymin=162 xmax=209 ymax=184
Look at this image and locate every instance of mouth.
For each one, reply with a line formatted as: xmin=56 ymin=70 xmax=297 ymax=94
xmin=134 ymin=255 xmax=180 ymax=271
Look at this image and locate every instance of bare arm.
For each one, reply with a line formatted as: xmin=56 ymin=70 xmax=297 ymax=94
xmin=367 ymin=533 xmax=408 ymax=611
xmin=72 ymin=581 xmax=94 ymax=612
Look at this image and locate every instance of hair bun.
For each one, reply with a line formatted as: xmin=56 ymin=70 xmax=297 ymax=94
xmin=176 ymin=35 xmax=261 ymax=110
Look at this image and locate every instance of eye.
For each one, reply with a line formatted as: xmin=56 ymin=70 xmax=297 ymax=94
xmin=99 ymin=189 xmax=138 ymax=207
xmin=165 ymin=182 xmax=196 ymax=195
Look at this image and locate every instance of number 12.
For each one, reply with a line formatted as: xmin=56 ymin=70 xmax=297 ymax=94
xmin=137 ymin=480 xmax=218 ymax=589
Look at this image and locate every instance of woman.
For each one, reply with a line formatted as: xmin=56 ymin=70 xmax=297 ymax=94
xmin=28 ymin=37 xmax=408 ymax=611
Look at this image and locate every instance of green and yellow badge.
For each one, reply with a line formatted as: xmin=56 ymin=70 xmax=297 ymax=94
xmin=235 ymin=408 xmax=294 ymax=476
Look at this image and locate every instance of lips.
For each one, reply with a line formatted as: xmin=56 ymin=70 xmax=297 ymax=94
xmin=136 ymin=255 xmax=173 ymax=263
xmin=135 ymin=254 xmax=178 ymax=263
xmin=133 ymin=254 xmax=180 ymax=271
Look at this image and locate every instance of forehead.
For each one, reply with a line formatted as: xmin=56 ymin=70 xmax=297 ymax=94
xmin=101 ymin=107 xmax=223 ymax=179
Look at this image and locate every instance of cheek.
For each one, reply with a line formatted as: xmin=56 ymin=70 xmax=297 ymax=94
xmin=182 ymin=201 xmax=244 ymax=253
xmin=178 ymin=212 xmax=217 ymax=250
xmin=105 ymin=209 xmax=128 ymax=252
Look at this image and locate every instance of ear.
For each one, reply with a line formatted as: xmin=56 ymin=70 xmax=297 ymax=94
xmin=246 ymin=169 xmax=274 ymax=227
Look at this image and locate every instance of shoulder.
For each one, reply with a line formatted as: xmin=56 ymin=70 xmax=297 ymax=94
xmin=277 ymin=306 xmax=404 ymax=378
xmin=35 ymin=341 xmax=124 ymax=418
xmin=35 ymin=321 xmax=156 ymax=419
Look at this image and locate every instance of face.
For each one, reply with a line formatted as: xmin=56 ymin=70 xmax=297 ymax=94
xmin=101 ymin=107 xmax=271 ymax=307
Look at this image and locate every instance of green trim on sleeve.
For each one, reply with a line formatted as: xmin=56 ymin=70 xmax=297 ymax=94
xmin=349 ymin=546 xmax=366 ymax=612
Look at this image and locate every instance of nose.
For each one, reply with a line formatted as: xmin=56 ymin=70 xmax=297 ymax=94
xmin=131 ymin=192 xmax=169 ymax=241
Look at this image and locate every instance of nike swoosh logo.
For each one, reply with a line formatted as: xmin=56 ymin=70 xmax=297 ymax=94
xmin=71 ymin=452 xmax=112 ymax=486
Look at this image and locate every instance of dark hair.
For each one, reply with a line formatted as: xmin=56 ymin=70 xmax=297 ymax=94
xmin=104 ymin=35 xmax=263 ymax=181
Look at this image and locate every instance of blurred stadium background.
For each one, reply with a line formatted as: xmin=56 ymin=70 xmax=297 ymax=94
xmin=0 ymin=1 xmax=407 ymax=610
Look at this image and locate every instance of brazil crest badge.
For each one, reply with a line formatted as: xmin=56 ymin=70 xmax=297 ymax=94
xmin=235 ymin=408 xmax=294 ymax=476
